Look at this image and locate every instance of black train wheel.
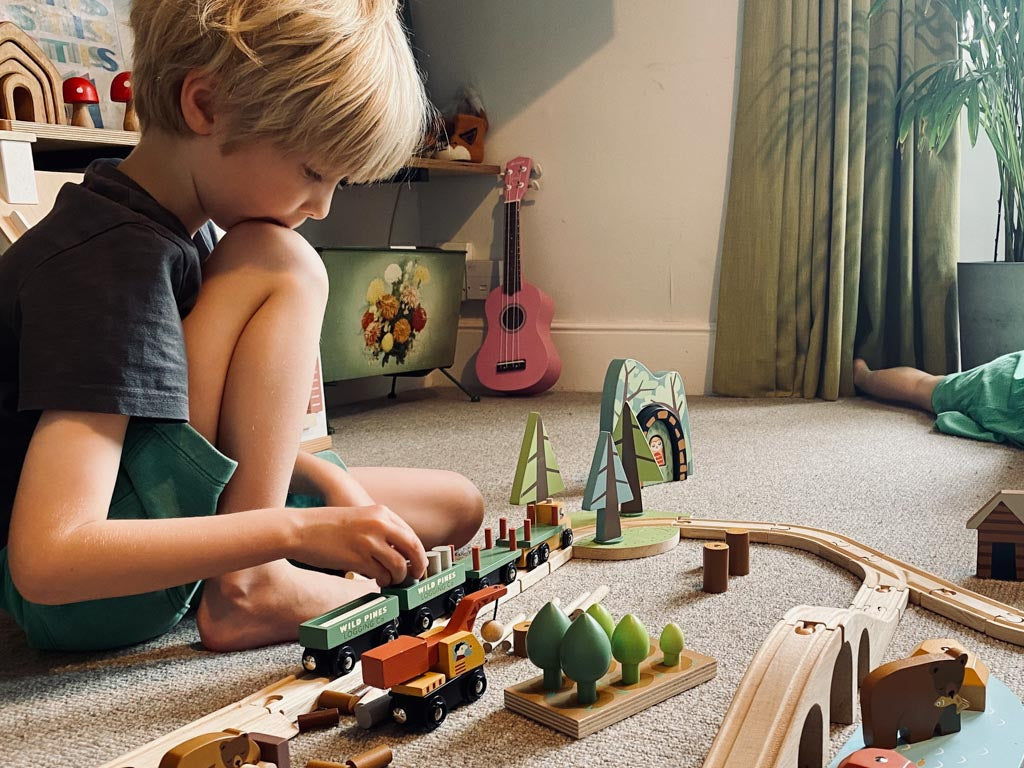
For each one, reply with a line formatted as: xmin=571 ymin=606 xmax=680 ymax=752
xmin=412 ymin=606 xmax=433 ymax=633
xmin=461 ymin=668 xmax=487 ymax=703
xmin=445 ymin=586 xmax=466 ymax=614
xmin=425 ymin=695 xmax=448 ymax=730
xmin=537 ymin=542 xmax=550 ymax=563
xmin=501 ymin=562 xmax=518 ymax=584
xmin=333 ymin=647 xmax=356 ymax=677
xmin=378 ymin=621 xmax=398 ymax=644
xmin=560 ymin=528 xmax=574 ymax=549
xmin=525 ymin=549 xmax=539 ymax=571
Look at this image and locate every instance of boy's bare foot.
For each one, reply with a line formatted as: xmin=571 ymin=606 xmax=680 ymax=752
xmin=195 ymin=560 xmax=377 ymax=651
xmin=853 ymin=358 xmax=871 ymax=391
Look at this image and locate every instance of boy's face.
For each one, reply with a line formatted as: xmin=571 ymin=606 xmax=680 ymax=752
xmin=193 ymin=139 xmax=344 ymax=231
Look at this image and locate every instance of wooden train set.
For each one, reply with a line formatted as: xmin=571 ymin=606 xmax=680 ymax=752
xmin=101 ymin=513 xmax=1024 ymax=768
xmin=99 ymin=360 xmax=1024 ymax=768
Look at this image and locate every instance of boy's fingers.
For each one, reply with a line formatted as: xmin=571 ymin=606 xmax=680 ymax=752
xmin=387 ymin=522 xmax=427 ymax=577
xmin=373 ymin=547 xmax=408 ymax=587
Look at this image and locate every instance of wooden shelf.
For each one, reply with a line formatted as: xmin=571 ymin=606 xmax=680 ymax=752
xmin=407 ymin=157 xmax=501 ymax=176
xmin=0 ymin=119 xmax=139 ymax=151
xmin=0 ymin=121 xmax=501 ymax=177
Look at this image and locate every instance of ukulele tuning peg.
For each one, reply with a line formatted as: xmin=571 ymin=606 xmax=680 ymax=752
xmin=529 ymin=179 xmax=541 ymax=191
xmin=531 ymin=162 xmax=543 ymax=179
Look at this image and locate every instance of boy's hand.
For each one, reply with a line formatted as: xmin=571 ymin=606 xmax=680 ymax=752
xmin=296 ymin=505 xmax=428 ymax=587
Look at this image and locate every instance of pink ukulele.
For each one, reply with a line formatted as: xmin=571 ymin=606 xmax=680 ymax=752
xmin=475 ymin=156 xmax=561 ymax=394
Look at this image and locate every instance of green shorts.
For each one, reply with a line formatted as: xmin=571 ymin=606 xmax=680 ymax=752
xmin=931 ymin=351 xmax=1024 ymax=446
xmin=0 ymin=421 xmax=344 ymax=652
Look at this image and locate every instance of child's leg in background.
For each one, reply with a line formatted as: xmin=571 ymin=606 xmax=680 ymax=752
xmin=346 ymin=467 xmax=483 ymax=551
xmin=853 ymin=359 xmax=945 ymax=413
xmin=183 ymin=222 xmax=374 ymax=651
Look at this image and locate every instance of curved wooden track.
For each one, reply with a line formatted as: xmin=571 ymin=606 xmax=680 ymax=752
xmin=569 ymin=515 xmax=1024 ymax=767
xmin=675 ymin=518 xmax=1024 ymax=646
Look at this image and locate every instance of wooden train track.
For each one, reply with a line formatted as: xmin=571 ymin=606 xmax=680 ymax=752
xmin=103 ymin=515 xmax=1023 ymax=768
xmin=676 ymin=518 xmax=1024 ymax=647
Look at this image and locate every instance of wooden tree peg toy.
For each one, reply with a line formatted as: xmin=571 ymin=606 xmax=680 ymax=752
xmin=582 ymin=430 xmax=632 ymax=544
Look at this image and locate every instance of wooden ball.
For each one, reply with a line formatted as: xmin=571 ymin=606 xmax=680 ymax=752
xmin=481 ymin=619 xmax=504 ymax=643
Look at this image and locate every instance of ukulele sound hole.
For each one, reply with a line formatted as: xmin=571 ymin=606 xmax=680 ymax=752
xmin=500 ymin=304 xmax=525 ymax=332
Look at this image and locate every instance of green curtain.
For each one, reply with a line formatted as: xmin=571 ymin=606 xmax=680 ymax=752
xmin=712 ymin=0 xmax=960 ymax=400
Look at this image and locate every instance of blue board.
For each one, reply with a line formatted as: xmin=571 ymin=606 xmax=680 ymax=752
xmin=829 ymin=674 xmax=1024 ymax=767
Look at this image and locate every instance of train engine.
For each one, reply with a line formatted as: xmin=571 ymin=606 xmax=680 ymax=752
xmin=497 ymin=497 xmax=574 ymax=570
xmin=360 ymin=584 xmax=506 ymax=730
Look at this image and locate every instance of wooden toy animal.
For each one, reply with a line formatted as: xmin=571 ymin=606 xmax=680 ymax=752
xmin=157 ymin=731 xmax=260 ymax=768
xmin=860 ymin=649 xmax=969 ymax=749
xmin=838 ymin=748 xmax=915 ymax=768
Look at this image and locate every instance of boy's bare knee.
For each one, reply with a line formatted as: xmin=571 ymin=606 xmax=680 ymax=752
xmin=211 ymin=222 xmax=329 ymax=302
xmin=446 ymin=472 xmax=484 ymax=548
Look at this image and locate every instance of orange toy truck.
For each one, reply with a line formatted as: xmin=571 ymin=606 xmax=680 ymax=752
xmin=361 ymin=584 xmax=507 ymax=730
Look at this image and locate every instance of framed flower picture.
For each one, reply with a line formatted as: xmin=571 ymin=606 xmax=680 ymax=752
xmin=318 ymin=247 xmax=466 ymax=382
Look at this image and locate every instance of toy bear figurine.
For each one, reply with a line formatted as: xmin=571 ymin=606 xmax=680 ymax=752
xmin=860 ymin=649 xmax=970 ymax=749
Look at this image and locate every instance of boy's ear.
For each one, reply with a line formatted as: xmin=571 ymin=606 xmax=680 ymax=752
xmin=180 ymin=70 xmax=218 ymax=136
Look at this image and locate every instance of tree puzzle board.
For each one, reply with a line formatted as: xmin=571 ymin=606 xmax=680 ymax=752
xmin=504 ymin=642 xmax=716 ymax=739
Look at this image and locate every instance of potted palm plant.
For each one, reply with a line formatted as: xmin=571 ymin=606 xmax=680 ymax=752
xmin=886 ymin=0 xmax=1023 ymax=369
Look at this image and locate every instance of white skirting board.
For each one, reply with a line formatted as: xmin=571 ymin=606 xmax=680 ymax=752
xmin=428 ymin=319 xmax=716 ymax=395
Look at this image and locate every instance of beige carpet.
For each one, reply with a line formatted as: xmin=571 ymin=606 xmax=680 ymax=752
xmin=2 ymin=391 xmax=1023 ymax=768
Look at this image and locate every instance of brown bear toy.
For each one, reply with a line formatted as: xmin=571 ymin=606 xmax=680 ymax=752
xmin=860 ymin=649 xmax=970 ymax=749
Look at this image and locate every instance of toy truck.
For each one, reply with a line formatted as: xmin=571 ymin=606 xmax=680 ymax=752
xmin=361 ymin=584 xmax=507 ymax=730
xmin=497 ymin=497 xmax=574 ymax=570
xmin=299 ymin=593 xmax=400 ymax=677
xmin=384 ymin=545 xmax=468 ymax=634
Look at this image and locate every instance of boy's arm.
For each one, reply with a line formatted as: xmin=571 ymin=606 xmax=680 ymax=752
xmin=7 ymin=411 xmax=426 ymax=604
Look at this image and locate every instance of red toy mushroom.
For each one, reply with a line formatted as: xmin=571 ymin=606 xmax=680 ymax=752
xmin=110 ymin=71 xmax=138 ymax=132
xmin=62 ymin=76 xmax=98 ymax=128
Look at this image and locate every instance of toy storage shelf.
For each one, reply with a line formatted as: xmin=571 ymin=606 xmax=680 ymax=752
xmin=0 ymin=120 xmax=502 ymax=176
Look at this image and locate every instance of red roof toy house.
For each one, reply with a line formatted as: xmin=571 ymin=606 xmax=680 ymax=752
xmin=966 ymin=490 xmax=1024 ymax=581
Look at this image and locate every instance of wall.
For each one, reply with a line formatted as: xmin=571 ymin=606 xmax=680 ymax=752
xmin=412 ymin=0 xmax=741 ymax=396
xmin=304 ymin=1 xmax=742 ymax=402
xmin=959 ymin=115 xmax=1005 ymax=262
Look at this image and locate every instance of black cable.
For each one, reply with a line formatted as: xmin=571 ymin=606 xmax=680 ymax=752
xmin=386 ymin=181 xmax=405 ymax=248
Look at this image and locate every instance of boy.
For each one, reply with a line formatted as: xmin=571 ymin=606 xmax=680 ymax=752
xmin=854 ymin=354 xmax=1024 ymax=447
xmin=0 ymin=0 xmax=483 ymax=653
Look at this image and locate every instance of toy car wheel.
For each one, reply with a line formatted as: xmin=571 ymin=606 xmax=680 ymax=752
xmin=560 ymin=528 xmax=574 ymax=549
xmin=445 ymin=587 xmax=466 ymax=614
xmin=413 ymin=607 xmax=433 ymax=633
xmin=378 ymin=621 xmax=399 ymax=644
xmin=461 ymin=668 xmax=487 ymax=703
xmin=391 ymin=705 xmax=409 ymax=725
xmin=537 ymin=542 xmax=550 ymax=563
xmin=425 ymin=695 xmax=448 ymax=729
xmin=525 ymin=550 xmax=539 ymax=571
xmin=501 ymin=563 xmax=517 ymax=584
xmin=301 ymin=649 xmax=320 ymax=673
xmin=332 ymin=647 xmax=356 ymax=677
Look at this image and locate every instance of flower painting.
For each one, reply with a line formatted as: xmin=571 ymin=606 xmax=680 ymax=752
xmin=361 ymin=259 xmax=432 ymax=366
xmin=320 ymin=248 xmax=464 ymax=382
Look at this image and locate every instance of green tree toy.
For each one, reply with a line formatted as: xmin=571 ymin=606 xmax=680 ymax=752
xmin=611 ymin=614 xmax=650 ymax=686
xmin=560 ymin=613 xmax=613 ymax=706
xmin=582 ymin=430 xmax=633 ymax=544
xmin=614 ymin=400 xmax=662 ymax=516
xmin=526 ymin=601 xmax=571 ymax=691
xmin=659 ymin=622 xmax=686 ymax=667
xmin=586 ymin=603 xmax=615 ymax=642
xmin=510 ymin=412 xmax=565 ymax=505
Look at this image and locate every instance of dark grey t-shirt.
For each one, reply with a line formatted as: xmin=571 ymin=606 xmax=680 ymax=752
xmin=0 ymin=159 xmax=216 ymax=547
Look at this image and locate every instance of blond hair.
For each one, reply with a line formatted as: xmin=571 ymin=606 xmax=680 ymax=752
xmin=130 ymin=0 xmax=429 ymax=184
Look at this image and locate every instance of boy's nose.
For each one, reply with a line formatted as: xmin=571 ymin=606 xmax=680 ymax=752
xmin=302 ymin=190 xmax=334 ymax=221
